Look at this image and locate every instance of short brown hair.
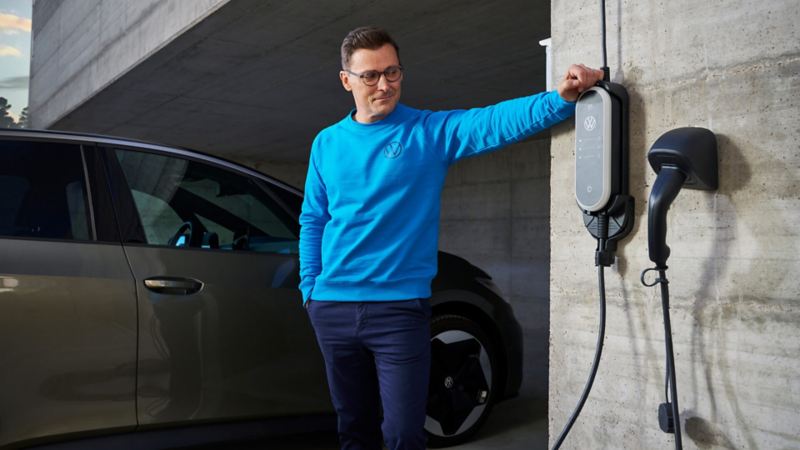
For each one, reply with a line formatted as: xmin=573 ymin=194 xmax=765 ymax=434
xmin=340 ymin=26 xmax=400 ymax=69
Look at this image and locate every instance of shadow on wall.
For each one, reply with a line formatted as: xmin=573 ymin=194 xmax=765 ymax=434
xmin=615 ymin=86 xmax=671 ymax=428
xmin=615 ymin=86 xmax=646 ymax=280
xmin=685 ymin=128 xmax=800 ymax=448
xmin=684 ymin=134 xmax=754 ymax=448
xmin=684 ymin=415 xmax=738 ymax=449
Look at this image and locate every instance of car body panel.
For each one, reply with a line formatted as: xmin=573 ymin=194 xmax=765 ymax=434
xmin=0 ymin=239 xmax=137 ymax=447
xmin=93 ymin=140 xmax=331 ymax=425
xmin=128 ymin=245 xmax=332 ymax=425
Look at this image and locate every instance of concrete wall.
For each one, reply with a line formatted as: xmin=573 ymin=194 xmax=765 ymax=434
xmin=249 ymin=160 xmax=308 ymax=192
xmin=549 ymin=1 xmax=800 ymax=449
xmin=440 ymin=137 xmax=553 ymax=402
xmin=29 ymin=0 xmax=229 ymax=128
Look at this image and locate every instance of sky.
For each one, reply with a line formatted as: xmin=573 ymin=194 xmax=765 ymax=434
xmin=0 ymin=0 xmax=32 ymax=122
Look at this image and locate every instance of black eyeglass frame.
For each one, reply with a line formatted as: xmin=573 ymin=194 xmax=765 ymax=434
xmin=343 ymin=65 xmax=404 ymax=86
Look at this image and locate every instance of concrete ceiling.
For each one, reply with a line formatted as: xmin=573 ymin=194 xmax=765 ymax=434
xmin=52 ymin=0 xmax=551 ymax=163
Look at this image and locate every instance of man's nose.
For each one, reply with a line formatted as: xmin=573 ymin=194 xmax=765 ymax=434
xmin=377 ymin=73 xmax=391 ymax=90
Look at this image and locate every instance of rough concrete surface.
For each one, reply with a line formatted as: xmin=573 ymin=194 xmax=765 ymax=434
xmin=549 ymin=0 xmax=800 ymax=449
xmin=30 ymin=0 xmax=230 ymax=129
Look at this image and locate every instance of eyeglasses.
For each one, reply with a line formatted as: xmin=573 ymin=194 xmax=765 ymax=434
xmin=344 ymin=65 xmax=404 ymax=86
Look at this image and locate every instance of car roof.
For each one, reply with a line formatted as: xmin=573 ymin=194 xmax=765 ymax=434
xmin=0 ymin=128 xmax=302 ymax=196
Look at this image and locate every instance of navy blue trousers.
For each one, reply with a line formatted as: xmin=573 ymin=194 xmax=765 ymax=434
xmin=306 ymin=299 xmax=431 ymax=450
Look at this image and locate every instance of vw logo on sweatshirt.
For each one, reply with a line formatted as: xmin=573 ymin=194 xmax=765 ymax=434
xmin=384 ymin=141 xmax=403 ymax=159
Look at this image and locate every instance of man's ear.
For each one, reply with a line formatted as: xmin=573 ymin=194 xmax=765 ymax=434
xmin=340 ymin=71 xmax=352 ymax=92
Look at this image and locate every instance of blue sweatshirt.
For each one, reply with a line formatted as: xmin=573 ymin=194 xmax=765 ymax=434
xmin=299 ymin=90 xmax=575 ymax=303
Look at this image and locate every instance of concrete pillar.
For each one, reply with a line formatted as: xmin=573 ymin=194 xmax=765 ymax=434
xmin=549 ymin=0 xmax=800 ymax=448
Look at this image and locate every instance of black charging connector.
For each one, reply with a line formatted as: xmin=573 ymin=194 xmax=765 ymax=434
xmin=583 ymin=194 xmax=634 ymax=267
xmin=642 ymin=127 xmax=718 ymax=450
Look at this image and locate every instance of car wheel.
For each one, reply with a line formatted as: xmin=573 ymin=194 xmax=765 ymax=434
xmin=426 ymin=314 xmax=496 ymax=447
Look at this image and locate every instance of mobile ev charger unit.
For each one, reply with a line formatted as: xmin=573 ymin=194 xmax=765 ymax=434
xmin=552 ymin=2 xmax=719 ymax=450
xmin=552 ymin=1 xmax=635 ymax=449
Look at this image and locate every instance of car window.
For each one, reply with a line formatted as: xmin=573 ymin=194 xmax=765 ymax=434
xmin=129 ymin=189 xmax=184 ymax=245
xmin=0 ymin=140 xmax=91 ymax=241
xmin=261 ymin=179 xmax=303 ymax=218
xmin=113 ymin=149 xmax=298 ymax=254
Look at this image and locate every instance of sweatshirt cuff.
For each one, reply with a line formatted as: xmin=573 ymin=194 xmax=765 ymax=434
xmin=550 ymin=89 xmax=576 ymax=105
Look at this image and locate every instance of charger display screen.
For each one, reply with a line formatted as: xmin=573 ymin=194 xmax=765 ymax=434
xmin=575 ymin=88 xmax=610 ymax=211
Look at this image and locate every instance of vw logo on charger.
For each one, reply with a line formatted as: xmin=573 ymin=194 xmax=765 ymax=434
xmin=584 ymin=115 xmax=597 ymax=132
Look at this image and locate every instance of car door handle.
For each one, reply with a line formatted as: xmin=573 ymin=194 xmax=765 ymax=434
xmin=144 ymin=277 xmax=204 ymax=295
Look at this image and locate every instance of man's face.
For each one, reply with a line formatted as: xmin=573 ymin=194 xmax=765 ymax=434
xmin=340 ymin=43 xmax=402 ymax=124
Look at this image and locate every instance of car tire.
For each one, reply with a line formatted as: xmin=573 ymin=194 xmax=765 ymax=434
xmin=426 ymin=314 xmax=496 ymax=448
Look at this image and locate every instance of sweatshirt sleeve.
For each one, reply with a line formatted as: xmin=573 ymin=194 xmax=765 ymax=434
xmin=298 ymin=141 xmax=330 ymax=303
xmin=426 ymin=90 xmax=575 ymax=165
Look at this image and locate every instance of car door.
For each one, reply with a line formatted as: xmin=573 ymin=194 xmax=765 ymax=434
xmin=102 ymin=145 xmax=330 ymax=426
xmin=0 ymin=138 xmax=137 ymax=447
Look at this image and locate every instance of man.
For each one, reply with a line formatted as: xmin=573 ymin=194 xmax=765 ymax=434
xmin=299 ymin=26 xmax=603 ymax=450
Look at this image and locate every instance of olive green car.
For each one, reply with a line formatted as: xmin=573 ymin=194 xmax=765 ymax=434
xmin=0 ymin=129 xmax=523 ymax=449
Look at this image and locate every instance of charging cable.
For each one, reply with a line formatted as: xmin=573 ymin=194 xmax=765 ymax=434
xmin=551 ymin=214 xmax=610 ymax=450
xmin=642 ymin=267 xmax=683 ymax=450
xmin=554 ymin=223 xmax=683 ymax=450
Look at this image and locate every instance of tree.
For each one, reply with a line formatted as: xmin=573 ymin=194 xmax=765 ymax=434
xmin=0 ymin=97 xmax=15 ymax=128
xmin=0 ymin=98 xmax=27 ymax=128
xmin=18 ymin=106 xmax=28 ymax=128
